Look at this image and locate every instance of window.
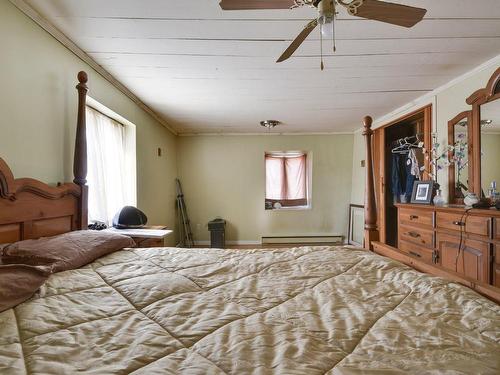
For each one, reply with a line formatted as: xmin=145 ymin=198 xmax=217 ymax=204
xmin=265 ymin=152 xmax=310 ymax=209
xmin=86 ymin=104 xmax=136 ymax=225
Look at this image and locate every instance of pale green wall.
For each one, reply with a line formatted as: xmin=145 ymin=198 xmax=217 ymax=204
xmin=0 ymin=1 xmax=178 ymax=245
xmin=350 ymin=60 xmax=500 ymax=205
xmin=350 ymin=130 xmax=365 ymax=206
xmin=177 ymin=135 xmax=353 ymax=243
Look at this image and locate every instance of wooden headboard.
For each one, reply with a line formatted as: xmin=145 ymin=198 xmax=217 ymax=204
xmin=0 ymin=72 xmax=89 ymax=244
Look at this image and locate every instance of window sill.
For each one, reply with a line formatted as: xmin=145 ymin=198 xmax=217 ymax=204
xmin=266 ymin=205 xmax=311 ymax=211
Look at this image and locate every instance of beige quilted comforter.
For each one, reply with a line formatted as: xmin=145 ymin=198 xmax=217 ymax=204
xmin=1 ymin=246 xmax=499 ymax=374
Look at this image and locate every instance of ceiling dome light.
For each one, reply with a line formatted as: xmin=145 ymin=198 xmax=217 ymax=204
xmin=260 ymin=120 xmax=281 ymax=129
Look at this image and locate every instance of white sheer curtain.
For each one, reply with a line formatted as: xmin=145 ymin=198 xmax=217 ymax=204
xmin=86 ymin=106 xmax=136 ymax=225
xmin=265 ymin=153 xmax=307 ymax=206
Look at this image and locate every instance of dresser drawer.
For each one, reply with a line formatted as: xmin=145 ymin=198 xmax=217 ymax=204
xmin=400 ymin=224 xmax=434 ymax=248
xmin=436 ymin=233 xmax=490 ymax=284
xmin=436 ymin=212 xmax=491 ymax=238
xmin=399 ymin=240 xmax=436 ymax=264
xmin=399 ymin=208 xmax=434 ymax=228
xmin=495 ymin=218 xmax=500 ymax=241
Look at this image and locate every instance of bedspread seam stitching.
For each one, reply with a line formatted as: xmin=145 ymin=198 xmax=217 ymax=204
xmin=21 ymin=309 xmax=135 ymax=340
xmin=322 ymin=291 xmax=413 ymax=374
xmin=93 ymin=270 xmax=187 ymax=348
xmin=136 ymin=248 xmax=335 ymax=312
xmin=196 ymin=249 xmax=327 ymax=293
xmin=13 ymin=308 xmax=30 ymax=375
xmin=189 ymin=258 xmax=365 ymax=351
xmin=145 ymin=258 xmax=205 ymax=289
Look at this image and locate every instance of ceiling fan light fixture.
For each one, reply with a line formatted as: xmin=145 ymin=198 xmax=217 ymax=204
xmin=260 ymin=120 xmax=281 ymax=129
xmin=318 ymin=0 xmax=335 ymax=22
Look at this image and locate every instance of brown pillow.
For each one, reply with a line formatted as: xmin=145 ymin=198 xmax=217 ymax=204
xmin=0 ymin=264 xmax=51 ymax=312
xmin=1 ymin=230 xmax=136 ymax=272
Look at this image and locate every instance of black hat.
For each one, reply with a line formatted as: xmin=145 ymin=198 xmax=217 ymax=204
xmin=113 ymin=206 xmax=148 ymax=229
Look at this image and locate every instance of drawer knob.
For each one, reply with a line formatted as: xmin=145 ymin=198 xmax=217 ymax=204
xmin=453 ymin=221 xmax=465 ymax=227
xmin=410 ymin=215 xmax=419 ymax=220
xmin=407 ymin=232 xmax=421 ymax=238
xmin=409 ymin=251 xmax=422 ymax=258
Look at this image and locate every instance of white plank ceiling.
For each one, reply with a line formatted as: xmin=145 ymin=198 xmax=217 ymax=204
xmin=26 ymin=0 xmax=500 ymax=134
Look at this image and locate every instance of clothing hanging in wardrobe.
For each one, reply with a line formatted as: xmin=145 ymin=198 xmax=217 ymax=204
xmin=390 ymin=135 xmax=423 ymax=203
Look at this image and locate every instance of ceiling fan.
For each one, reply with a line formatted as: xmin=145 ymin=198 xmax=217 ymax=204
xmin=219 ymin=0 xmax=427 ymax=68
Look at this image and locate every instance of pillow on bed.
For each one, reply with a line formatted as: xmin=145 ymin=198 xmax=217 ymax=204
xmin=1 ymin=230 xmax=136 ymax=272
xmin=0 ymin=264 xmax=51 ymax=312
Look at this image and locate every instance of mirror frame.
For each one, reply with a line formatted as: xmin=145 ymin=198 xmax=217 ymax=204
xmin=466 ymin=67 xmax=500 ymax=196
xmin=448 ymin=110 xmax=472 ymax=204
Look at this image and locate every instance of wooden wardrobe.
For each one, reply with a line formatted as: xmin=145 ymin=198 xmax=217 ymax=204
xmin=372 ymin=105 xmax=432 ymax=247
xmin=362 ymin=67 xmax=500 ymax=303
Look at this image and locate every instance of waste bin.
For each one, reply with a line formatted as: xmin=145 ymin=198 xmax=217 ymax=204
xmin=208 ymin=218 xmax=226 ymax=248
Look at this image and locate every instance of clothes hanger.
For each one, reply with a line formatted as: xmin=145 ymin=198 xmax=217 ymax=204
xmin=391 ymin=135 xmax=423 ymax=154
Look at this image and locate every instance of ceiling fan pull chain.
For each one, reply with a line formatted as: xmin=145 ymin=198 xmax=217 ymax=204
xmin=320 ymin=23 xmax=324 ymax=70
xmin=332 ymin=13 xmax=336 ymax=52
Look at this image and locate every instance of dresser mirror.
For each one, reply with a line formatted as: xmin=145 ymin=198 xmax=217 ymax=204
xmin=465 ymin=67 xmax=500 ymax=199
xmin=479 ymin=99 xmax=500 ymax=198
xmin=448 ymin=111 xmax=471 ymax=204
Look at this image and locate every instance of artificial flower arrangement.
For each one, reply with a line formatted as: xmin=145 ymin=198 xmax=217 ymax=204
xmin=420 ymin=133 xmax=468 ymax=197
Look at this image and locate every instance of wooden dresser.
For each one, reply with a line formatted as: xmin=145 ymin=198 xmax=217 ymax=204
xmin=396 ymin=204 xmax=500 ymax=287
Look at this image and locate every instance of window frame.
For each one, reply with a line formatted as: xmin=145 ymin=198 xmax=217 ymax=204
xmin=264 ymin=151 xmax=312 ymax=211
xmin=86 ymin=97 xmax=137 ymax=224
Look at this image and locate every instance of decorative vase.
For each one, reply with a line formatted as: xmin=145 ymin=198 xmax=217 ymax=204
xmin=433 ymin=189 xmax=446 ymax=206
xmin=431 ymin=182 xmax=440 ymax=202
xmin=464 ymin=193 xmax=479 ymax=207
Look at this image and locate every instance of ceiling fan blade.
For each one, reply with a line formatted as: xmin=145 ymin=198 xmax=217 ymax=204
xmin=219 ymin=0 xmax=296 ymax=10
xmin=277 ymin=19 xmax=318 ymax=63
xmin=353 ymin=0 xmax=427 ymax=28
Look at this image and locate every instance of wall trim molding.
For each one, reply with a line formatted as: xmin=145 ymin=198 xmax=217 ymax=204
xmin=8 ymin=0 xmax=178 ymax=136
xmin=179 ymin=131 xmax=354 ymax=137
xmin=365 ymin=54 xmax=500 ymax=131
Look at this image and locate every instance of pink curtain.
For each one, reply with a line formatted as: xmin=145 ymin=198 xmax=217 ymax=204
xmin=265 ymin=154 xmax=307 ymax=206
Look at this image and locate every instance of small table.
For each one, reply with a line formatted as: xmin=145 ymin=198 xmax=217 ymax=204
xmin=104 ymin=226 xmax=173 ymax=248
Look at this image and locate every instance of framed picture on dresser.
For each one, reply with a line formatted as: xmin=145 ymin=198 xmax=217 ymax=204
xmin=410 ymin=180 xmax=434 ymax=204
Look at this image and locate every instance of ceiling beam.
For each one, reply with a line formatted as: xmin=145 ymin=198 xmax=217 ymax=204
xmin=8 ymin=0 xmax=178 ymax=136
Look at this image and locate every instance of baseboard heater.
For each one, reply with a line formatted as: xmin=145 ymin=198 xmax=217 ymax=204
xmin=261 ymin=235 xmax=343 ymax=245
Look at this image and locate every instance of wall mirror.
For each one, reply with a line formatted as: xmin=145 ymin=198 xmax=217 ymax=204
xmin=448 ymin=111 xmax=472 ymax=204
xmin=467 ymin=66 xmax=500 ymax=199
xmin=479 ymin=100 xmax=500 ymax=197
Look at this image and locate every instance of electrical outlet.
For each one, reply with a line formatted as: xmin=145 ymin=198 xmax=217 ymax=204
xmin=196 ymin=223 xmax=202 ymax=233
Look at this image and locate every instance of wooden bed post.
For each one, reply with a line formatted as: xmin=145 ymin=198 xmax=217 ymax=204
xmin=74 ymin=71 xmax=88 ymax=229
xmin=363 ymin=116 xmax=378 ymax=250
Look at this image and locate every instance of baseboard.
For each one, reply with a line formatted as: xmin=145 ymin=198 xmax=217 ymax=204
xmin=261 ymin=235 xmax=343 ymax=244
xmin=193 ymin=240 xmax=261 ymax=246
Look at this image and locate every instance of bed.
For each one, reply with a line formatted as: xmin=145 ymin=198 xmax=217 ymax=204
xmin=0 ymin=73 xmax=499 ymax=374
